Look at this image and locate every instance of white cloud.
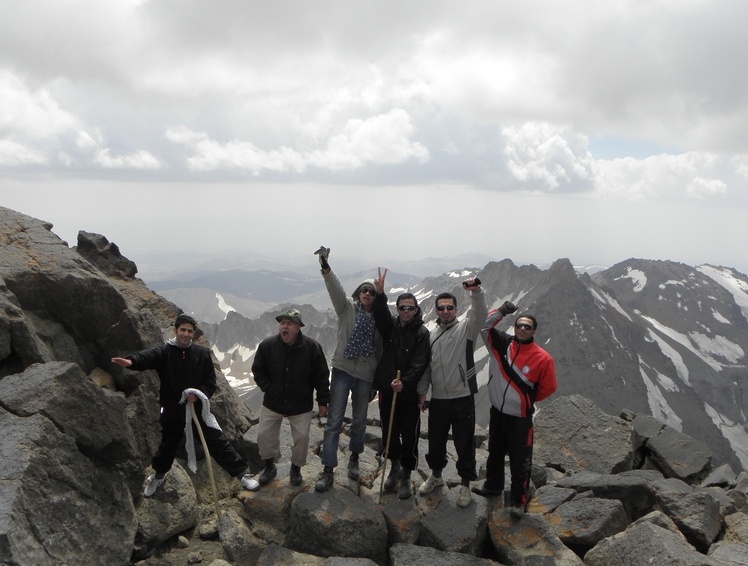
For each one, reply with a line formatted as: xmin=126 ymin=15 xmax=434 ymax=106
xmin=503 ymin=122 xmax=594 ymax=190
xmin=686 ymin=177 xmax=727 ymax=199
xmin=93 ymin=149 xmax=161 ymax=170
xmin=167 ymin=108 xmax=427 ymax=173
xmin=0 ymin=69 xmax=80 ymax=140
xmin=0 ymin=140 xmax=47 ymax=165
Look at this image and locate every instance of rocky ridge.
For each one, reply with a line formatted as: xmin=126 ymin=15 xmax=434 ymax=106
xmin=1 ymin=205 xmax=748 ymax=565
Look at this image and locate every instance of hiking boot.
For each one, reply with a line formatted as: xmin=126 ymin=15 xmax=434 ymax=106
xmin=315 ymin=466 xmax=334 ymax=492
xmin=509 ymin=506 xmax=526 ymax=519
xmin=144 ymin=473 xmax=167 ymax=497
xmin=471 ymin=483 xmax=503 ymax=498
xmin=457 ymin=484 xmax=472 ymax=508
xmin=418 ymin=473 xmax=445 ymax=494
xmin=240 ymin=473 xmax=260 ymax=491
xmin=347 ymin=453 xmax=360 ymax=481
xmin=290 ymin=464 xmax=302 ymax=486
xmin=258 ymin=459 xmax=277 ymax=485
xmin=383 ymin=460 xmax=402 ymax=491
xmin=398 ymin=471 xmax=412 ymax=500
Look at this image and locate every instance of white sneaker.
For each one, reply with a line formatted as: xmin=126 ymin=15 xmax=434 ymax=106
xmin=418 ymin=474 xmax=445 ymax=494
xmin=241 ymin=474 xmax=260 ymax=491
xmin=144 ymin=474 xmax=167 ymax=497
xmin=457 ymin=485 xmax=471 ymax=508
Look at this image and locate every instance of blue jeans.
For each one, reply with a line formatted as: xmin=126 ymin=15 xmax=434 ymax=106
xmin=321 ymin=368 xmax=372 ymax=468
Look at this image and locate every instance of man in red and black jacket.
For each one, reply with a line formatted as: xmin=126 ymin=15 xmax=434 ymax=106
xmin=475 ymin=302 xmax=557 ymax=511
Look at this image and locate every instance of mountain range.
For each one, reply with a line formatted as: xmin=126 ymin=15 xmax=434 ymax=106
xmin=166 ymin=258 xmax=748 ymax=473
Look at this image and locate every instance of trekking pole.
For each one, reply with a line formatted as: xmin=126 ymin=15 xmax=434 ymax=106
xmin=190 ymin=402 xmax=222 ymax=519
xmin=379 ymin=371 xmax=400 ymax=504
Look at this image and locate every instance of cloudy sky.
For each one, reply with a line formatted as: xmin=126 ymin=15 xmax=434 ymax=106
xmin=2 ymin=0 xmax=748 ymax=276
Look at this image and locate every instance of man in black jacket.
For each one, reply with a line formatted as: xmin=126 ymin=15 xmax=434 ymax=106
xmin=112 ymin=314 xmax=256 ymax=497
xmin=372 ymin=268 xmax=430 ymax=499
xmin=251 ymin=309 xmax=330 ymax=487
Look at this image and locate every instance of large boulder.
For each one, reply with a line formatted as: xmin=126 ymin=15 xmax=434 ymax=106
xmin=535 ymin=395 xmax=634 ymax=474
xmin=584 ymin=511 xmax=727 ymax=566
xmin=0 ymin=361 xmax=137 ymax=463
xmin=0 ymin=409 xmax=137 ymax=565
xmin=285 ymin=488 xmax=388 ymax=563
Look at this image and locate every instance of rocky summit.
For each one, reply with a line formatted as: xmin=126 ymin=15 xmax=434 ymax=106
xmin=1 ymin=205 xmax=748 ymax=566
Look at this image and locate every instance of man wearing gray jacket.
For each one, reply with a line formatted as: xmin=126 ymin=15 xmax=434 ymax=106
xmin=314 ymin=247 xmax=382 ymax=492
xmin=417 ymin=278 xmax=487 ymax=507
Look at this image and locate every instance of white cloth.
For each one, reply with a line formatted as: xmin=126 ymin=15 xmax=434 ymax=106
xmin=180 ymin=388 xmax=222 ymax=473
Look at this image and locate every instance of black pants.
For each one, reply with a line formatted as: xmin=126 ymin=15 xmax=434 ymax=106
xmin=379 ymin=392 xmax=421 ymax=471
xmin=485 ymin=406 xmax=533 ymax=507
xmin=425 ymin=396 xmax=477 ymax=482
xmin=152 ymin=403 xmax=247 ymax=478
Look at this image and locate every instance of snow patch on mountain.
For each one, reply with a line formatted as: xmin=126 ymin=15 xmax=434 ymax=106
xmin=639 ymin=359 xmax=682 ymax=430
xmin=616 ymin=267 xmax=647 ymax=292
xmin=704 ymin=402 xmax=748 ymax=470
xmin=642 ymin=315 xmax=723 ymax=371
xmin=216 ymin=293 xmax=236 ymax=319
xmin=711 ymin=309 xmax=730 ymax=324
xmin=697 ymin=265 xmax=748 ymax=322
xmin=646 ymin=328 xmax=691 ymax=386
xmin=688 ymin=332 xmax=745 ymax=364
xmin=640 ymin=373 xmax=682 ymax=431
xmin=588 ymin=287 xmax=632 ymax=321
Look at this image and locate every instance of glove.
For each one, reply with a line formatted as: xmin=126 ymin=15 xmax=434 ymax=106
xmin=498 ymin=301 xmax=517 ymax=316
xmin=314 ymin=246 xmax=330 ymax=270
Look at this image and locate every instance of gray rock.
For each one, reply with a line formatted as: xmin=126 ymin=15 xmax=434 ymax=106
xmin=708 ymin=543 xmax=748 ymax=565
xmin=584 ymin=518 xmax=725 ymax=566
xmin=535 ymin=395 xmax=634 ymax=475
xmin=389 ymin=542 xmax=499 ymax=565
xmin=418 ymin=485 xmax=489 ymax=556
xmin=729 ymin=472 xmax=748 ymax=513
xmin=722 ymin=511 xmax=748 ymax=543
xmin=136 ymin=464 xmax=198 ymax=547
xmin=547 ymin=497 xmax=629 ymax=546
xmin=0 ymin=361 xmax=137 ymax=463
xmin=527 ymin=485 xmax=577 ymax=514
xmin=488 ymin=507 xmax=583 ymax=565
xmin=256 ymin=543 xmax=326 ymax=565
xmin=558 ymin=470 xmax=663 ymax=521
xmin=0 ymin=409 xmax=137 ymax=565
xmin=647 ymin=425 xmax=712 ymax=484
xmin=657 ymin=489 xmax=722 ymax=551
xmin=381 ymin=492 xmax=422 ymax=545
xmin=76 ymin=230 xmax=138 ymax=278
xmin=217 ymin=509 xmax=266 ymax=565
xmin=285 ymin=488 xmax=388 ymax=563
xmin=702 ymin=463 xmax=738 ymax=488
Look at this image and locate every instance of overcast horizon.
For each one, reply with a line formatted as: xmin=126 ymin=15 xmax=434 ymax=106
xmin=2 ymin=1 xmax=748 ymax=276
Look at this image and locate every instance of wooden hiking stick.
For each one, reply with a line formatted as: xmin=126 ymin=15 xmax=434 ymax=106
xmin=190 ymin=402 xmax=222 ymax=519
xmin=379 ymin=370 xmax=401 ymax=503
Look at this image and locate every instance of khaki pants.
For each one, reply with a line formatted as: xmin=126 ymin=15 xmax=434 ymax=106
xmin=257 ymin=406 xmax=313 ymax=466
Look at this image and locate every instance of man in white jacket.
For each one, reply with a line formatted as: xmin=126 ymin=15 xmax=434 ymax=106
xmin=417 ymin=278 xmax=487 ymax=508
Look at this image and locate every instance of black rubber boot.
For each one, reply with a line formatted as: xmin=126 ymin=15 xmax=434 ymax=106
xmin=398 ymin=470 xmax=412 ymax=500
xmin=348 ymin=453 xmax=360 ymax=481
xmin=258 ymin=458 xmax=277 ymax=485
xmin=290 ymin=464 xmax=302 ymax=486
xmin=315 ymin=466 xmax=334 ymax=492
xmin=383 ymin=459 xmax=402 ymax=491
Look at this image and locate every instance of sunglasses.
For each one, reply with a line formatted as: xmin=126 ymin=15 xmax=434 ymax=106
xmin=515 ymin=323 xmax=533 ymax=330
xmin=436 ymin=305 xmax=456 ymax=311
xmin=398 ymin=305 xmax=416 ymax=312
xmin=360 ymin=288 xmax=377 ymax=296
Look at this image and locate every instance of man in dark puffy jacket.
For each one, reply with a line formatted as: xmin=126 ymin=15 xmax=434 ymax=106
xmin=251 ymin=309 xmax=330 ymax=488
xmin=372 ymin=268 xmax=430 ymax=499
xmin=112 ymin=314 xmax=256 ymax=497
